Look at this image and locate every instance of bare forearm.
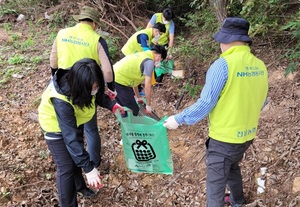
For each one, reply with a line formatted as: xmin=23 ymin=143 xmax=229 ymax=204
xmin=133 ymin=86 xmax=139 ymax=97
xmin=168 ymin=34 xmax=174 ymax=48
xmin=50 ymin=39 xmax=58 ymax=68
xmin=144 ymin=84 xmax=151 ymax=106
xmin=98 ymin=43 xmax=113 ymax=83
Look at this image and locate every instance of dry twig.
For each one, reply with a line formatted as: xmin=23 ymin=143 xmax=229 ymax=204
xmin=89 ymin=0 xmax=142 ymax=38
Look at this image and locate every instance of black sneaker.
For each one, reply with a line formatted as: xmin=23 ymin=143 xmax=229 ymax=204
xmin=78 ymin=188 xmax=97 ymax=198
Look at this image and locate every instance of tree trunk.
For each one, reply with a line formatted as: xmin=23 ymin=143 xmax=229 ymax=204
xmin=209 ymin=0 xmax=228 ymax=24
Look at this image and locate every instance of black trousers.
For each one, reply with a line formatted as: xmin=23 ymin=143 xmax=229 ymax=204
xmin=84 ymin=112 xmax=101 ymax=168
xmin=115 ymin=82 xmax=139 ymax=116
xmin=46 ymin=138 xmax=87 ymax=207
xmin=205 ymin=138 xmax=252 ymax=206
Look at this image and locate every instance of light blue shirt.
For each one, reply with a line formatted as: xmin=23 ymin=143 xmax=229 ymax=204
xmin=149 ymin=14 xmax=175 ymax=34
xmin=175 ymin=58 xmax=228 ymax=125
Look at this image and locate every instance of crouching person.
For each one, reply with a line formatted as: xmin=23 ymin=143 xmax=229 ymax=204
xmin=38 ymin=58 xmax=123 ymax=207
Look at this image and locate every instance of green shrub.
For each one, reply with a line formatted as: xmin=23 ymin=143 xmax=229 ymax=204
xmin=105 ymin=35 xmax=121 ymax=62
xmin=8 ymin=54 xmax=26 ymax=65
xmin=280 ymin=18 xmax=300 ymax=76
xmin=174 ymin=8 xmax=219 ymax=65
xmin=240 ymin=0 xmax=291 ymax=36
xmin=182 ymin=81 xmax=203 ymax=98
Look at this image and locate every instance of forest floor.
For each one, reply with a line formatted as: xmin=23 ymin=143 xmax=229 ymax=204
xmin=0 ymin=7 xmax=300 ymax=207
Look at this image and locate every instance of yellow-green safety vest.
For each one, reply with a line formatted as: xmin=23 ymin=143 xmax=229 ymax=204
xmin=208 ymin=46 xmax=268 ymax=144
xmin=151 ymin=13 xmax=170 ymax=46
xmin=38 ymin=82 xmax=96 ymax=132
xmin=56 ymin=23 xmax=100 ymax=69
xmin=114 ymin=50 xmax=154 ymax=87
xmin=121 ymin=28 xmax=153 ymax=56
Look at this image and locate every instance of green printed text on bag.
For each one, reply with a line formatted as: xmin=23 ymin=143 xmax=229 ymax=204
xmin=116 ymin=111 xmax=173 ymax=174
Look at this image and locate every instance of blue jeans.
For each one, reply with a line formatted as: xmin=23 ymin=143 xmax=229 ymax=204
xmin=84 ymin=112 xmax=101 ymax=168
xmin=205 ymin=138 xmax=252 ymax=207
xmin=46 ymin=139 xmax=87 ymax=207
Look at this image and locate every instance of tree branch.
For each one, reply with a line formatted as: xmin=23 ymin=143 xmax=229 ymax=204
xmin=100 ymin=18 xmax=129 ymax=39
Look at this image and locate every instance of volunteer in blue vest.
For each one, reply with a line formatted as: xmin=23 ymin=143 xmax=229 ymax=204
xmin=49 ymin=6 xmax=117 ymax=190
xmin=38 ymin=58 xmax=123 ymax=207
xmin=114 ymin=45 xmax=167 ymax=116
xmin=146 ymin=8 xmax=175 ymax=83
xmin=163 ymin=17 xmax=268 ymax=207
xmin=121 ymin=23 xmax=166 ymax=56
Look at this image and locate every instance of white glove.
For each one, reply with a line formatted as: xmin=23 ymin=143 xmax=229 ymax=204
xmin=145 ymin=105 xmax=152 ymax=114
xmin=163 ymin=115 xmax=179 ymax=129
xmin=155 ymin=61 xmax=161 ymax=68
xmin=136 ymin=97 xmax=145 ymax=104
xmin=85 ymin=168 xmax=103 ymax=189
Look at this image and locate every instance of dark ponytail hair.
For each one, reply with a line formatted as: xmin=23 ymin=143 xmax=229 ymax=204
xmin=67 ymin=58 xmax=105 ymax=109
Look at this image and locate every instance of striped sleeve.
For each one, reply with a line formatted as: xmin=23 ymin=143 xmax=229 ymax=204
xmin=174 ymin=57 xmax=228 ymax=125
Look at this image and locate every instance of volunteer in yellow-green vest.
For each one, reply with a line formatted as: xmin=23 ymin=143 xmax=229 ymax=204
xmin=50 ymin=6 xmax=115 ymax=97
xmin=48 ymin=6 xmax=117 ymax=201
xmin=163 ymin=17 xmax=268 ymax=207
xmin=146 ymin=8 xmax=175 ymax=84
xmin=146 ymin=8 xmax=175 ymax=58
xmin=115 ymin=45 xmax=167 ymax=116
xmin=38 ymin=58 xmax=123 ymax=207
xmin=121 ymin=23 xmax=166 ymax=56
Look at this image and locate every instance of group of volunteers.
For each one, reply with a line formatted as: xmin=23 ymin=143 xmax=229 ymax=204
xmin=38 ymin=5 xmax=175 ymax=207
xmin=37 ymin=4 xmax=268 ymax=207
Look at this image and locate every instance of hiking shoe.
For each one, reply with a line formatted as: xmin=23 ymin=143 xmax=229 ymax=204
xmin=139 ymin=91 xmax=145 ymax=96
xmin=154 ymin=82 xmax=163 ymax=87
xmin=78 ymin=188 xmax=97 ymax=198
xmin=224 ymin=195 xmax=245 ymax=207
xmin=224 ymin=194 xmax=233 ymax=205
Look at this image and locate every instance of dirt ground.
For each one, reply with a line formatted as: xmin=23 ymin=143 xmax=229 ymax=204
xmin=1 ymin=14 xmax=300 ymax=207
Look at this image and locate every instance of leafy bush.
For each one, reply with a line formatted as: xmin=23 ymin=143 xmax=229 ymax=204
xmin=280 ymin=16 xmax=300 ymax=76
xmin=0 ymin=0 xmax=60 ymax=17
xmin=174 ymin=7 xmax=219 ymax=65
xmin=145 ymin=0 xmax=193 ymax=18
xmin=182 ymin=81 xmax=203 ymax=98
xmin=104 ymin=35 xmax=121 ymax=62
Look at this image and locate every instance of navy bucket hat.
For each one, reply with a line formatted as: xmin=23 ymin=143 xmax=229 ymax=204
xmin=214 ymin=17 xmax=252 ymax=45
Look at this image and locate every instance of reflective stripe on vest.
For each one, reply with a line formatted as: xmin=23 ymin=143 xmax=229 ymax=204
xmin=114 ymin=51 xmax=154 ymax=87
xmin=121 ymin=28 xmax=153 ymax=56
xmin=56 ymin=23 xmax=100 ymax=69
xmin=208 ymin=46 xmax=268 ymax=144
xmin=38 ymin=82 xmax=96 ymax=132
